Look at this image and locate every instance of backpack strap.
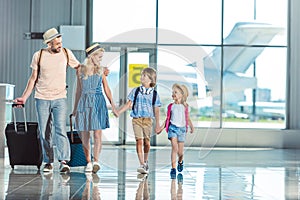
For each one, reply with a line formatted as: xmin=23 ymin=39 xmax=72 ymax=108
xmin=165 ymin=103 xmax=173 ymax=132
xmin=132 ymin=87 xmax=140 ymax=111
xmin=62 ymin=47 xmax=69 ymax=67
xmin=35 ymin=49 xmax=44 ymax=86
xmin=152 ymin=90 xmax=157 ymax=106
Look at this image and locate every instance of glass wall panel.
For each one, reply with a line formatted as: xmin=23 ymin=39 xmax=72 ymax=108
xmin=158 ymin=0 xmax=222 ymax=44
xmin=222 ymin=47 xmax=286 ymax=128
xmin=93 ymin=0 xmax=156 ymax=43
xmin=203 ymin=46 xmax=222 ymax=128
xmin=92 ymin=0 xmax=288 ymax=133
xmin=157 ymin=45 xmax=221 ymax=128
xmin=224 ymin=0 xmax=287 ymax=46
xmin=101 ymin=52 xmax=121 ymax=142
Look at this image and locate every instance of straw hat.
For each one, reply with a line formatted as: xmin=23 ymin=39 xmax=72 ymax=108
xmin=43 ymin=28 xmax=62 ymax=44
xmin=86 ymin=43 xmax=104 ymax=56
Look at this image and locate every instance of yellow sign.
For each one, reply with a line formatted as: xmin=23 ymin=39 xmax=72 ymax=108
xmin=128 ymin=64 xmax=148 ymax=87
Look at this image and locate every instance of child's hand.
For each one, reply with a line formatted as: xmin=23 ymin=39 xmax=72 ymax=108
xmin=190 ymin=126 xmax=194 ymax=134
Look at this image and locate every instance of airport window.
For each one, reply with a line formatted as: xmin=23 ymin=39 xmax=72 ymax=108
xmin=92 ymin=0 xmax=287 ymax=129
xmin=158 ymin=0 xmax=222 ymax=44
xmin=92 ymin=0 xmax=156 ymax=43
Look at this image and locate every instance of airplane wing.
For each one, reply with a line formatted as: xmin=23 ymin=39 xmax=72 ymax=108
xmin=204 ymin=22 xmax=284 ymax=94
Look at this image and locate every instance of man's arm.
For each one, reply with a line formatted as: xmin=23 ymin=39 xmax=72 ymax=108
xmin=14 ymin=69 xmax=38 ymax=104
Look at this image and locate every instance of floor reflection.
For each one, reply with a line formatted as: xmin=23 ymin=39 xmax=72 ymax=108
xmin=135 ymin=174 xmax=149 ymax=200
xmin=1 ymin=147 xmax=300 ymax=199
xmin=170 ymin=174 xmax=183 ymax=200
xmin=81 ymin=173 xmax=101 ymax=200
xmin=6 ymin=170 xmax=43 ymax=199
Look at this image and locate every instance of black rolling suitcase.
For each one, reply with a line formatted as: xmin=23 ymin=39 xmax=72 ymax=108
xmin=5 ymin=104 xmax=43 ymax=170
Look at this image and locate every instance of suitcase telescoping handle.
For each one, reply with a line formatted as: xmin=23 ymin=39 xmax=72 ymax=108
xmin=12 ymin=104 xmax=28 ymax=132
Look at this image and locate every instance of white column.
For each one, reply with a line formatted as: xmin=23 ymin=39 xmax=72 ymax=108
xmin=0 ymin=83 xmax=15 ymax=158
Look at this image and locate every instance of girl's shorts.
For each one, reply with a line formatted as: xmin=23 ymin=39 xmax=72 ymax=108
xmin=168 ymin=123 xmax=186 ymax=142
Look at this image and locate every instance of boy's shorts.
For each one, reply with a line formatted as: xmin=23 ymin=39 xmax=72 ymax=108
xmin=132 ymin=118 xmax=153 ymax=140
xmin=168 ymin=123 xmax=187 ymax=142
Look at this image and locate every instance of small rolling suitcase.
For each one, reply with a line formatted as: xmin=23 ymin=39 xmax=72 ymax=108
xmin=5 ymin=104 xmax=42 ymax=170
xmin=67 ymin=114 xmax=87 ymax=167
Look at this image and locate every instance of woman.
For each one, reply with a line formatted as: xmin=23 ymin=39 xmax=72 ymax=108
xmin=72 ymin=43 xmax=117 ymax=173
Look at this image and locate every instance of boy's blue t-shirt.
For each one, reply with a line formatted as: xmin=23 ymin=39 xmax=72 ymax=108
xmin=128 ymin=87 xmax=161 ymax=118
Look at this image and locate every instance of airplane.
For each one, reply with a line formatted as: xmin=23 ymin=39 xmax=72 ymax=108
xmin=203 ymin=21 xmax=284 ymax=96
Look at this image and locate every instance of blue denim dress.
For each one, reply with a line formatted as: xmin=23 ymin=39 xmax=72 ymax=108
xmin=75 ymin=74 xmax=109 ymax=131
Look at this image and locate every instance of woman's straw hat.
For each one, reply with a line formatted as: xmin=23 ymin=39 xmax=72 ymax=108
xmin=86 ymin=43 xmax=104 ymax=56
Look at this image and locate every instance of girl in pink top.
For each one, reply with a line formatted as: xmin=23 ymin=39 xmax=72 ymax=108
xmin=158 ymin=84 xmax=194 ymax=179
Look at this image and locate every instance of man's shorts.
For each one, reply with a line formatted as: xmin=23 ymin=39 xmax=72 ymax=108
xmin=168 ymin=123 xmax=187 ymax=142
xmin=132 ymin=118 xmax=153 ymax=140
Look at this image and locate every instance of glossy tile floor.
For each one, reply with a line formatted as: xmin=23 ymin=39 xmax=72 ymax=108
xmin=1 ymin=145 xmax=300 ymax=199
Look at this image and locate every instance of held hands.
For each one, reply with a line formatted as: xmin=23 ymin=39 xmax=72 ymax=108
xmin=156 ymin=127 xmax=163 ymax=134
xmin=111 ymin=106 xmax=119 ymax=118
xmin=156 ymin=122 xmax=165 ymax=134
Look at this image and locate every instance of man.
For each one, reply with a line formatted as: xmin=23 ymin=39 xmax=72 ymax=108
xmin=14 ymin=27 xmax=80 ymax=173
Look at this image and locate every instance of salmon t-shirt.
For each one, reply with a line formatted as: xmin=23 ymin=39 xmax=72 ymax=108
xmin=30 ymin=48 xmax=80 ymax=100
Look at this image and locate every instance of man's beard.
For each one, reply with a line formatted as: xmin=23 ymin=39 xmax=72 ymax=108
xmin=51 ymin=47 xmax=61 ymax=53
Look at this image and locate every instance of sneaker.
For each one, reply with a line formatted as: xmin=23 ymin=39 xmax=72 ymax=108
xmin=85 ymin=162 xmax=93 ymax=172
xmin=170 ymin=168 xmax=176 ymax=179
xmin=137 ymin=164 xmax=149 ymax=174
xmin=137 ymin=173 xmax=148 ymax=181
xmin=59 ymin=161 xmax=70 ymax=173
xmin=43 ymin=163 xmax=53 ymax=173
xmin=177 ymin=173 xmax=183 ymax=185
xmin=177 ymin=161 xmax=184 ymax=172
xmin=92 ymin=162 xmax=101 ymax=173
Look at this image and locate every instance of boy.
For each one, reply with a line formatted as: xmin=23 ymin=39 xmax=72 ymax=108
xmin=116 ymin=67 xmax=161 ymax=174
